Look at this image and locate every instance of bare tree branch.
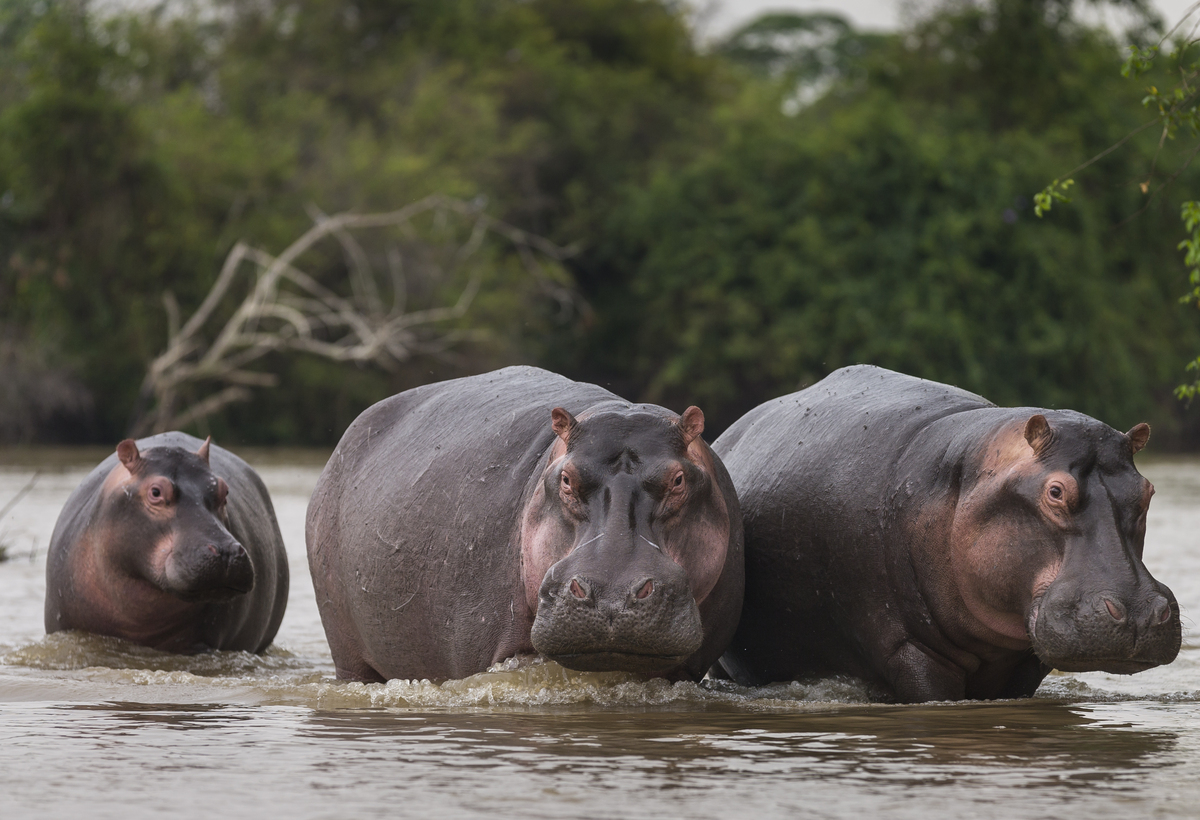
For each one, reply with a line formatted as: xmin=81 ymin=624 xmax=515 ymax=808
xmin=131 ymin=195 xmax=576 ymax=435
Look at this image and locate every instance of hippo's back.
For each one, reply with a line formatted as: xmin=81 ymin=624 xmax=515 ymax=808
xmin=306 ymin=366 xmax=623 ymax=681
xmin=714 ymin=365 xmax=991 ymax=485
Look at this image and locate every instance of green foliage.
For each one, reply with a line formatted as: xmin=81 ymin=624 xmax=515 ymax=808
xmin=1122 ymin=42 xmax=1159 ymax=77
xmin=2 ymin=0 xmax=1198 ymax=445
xmin=0 ymin=0 xmax=726 ymax=443
xmin=1176 ymin=200 xmax=1200 ymax=400
xmin=1033 ymin=178 xmax=1074 ymax=216
xmin=718 ymin=12 xmax=860 ymax=81
xmin=564 ymin=0 xmax=1200 ymax=435
xmin=1044 ymin=5 xmax=1200 ymax=403
xmin=0 ymin=0 xmax=201 ymax=437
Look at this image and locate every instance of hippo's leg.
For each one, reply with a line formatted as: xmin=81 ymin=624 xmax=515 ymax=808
xmin=705 ymin=661 xmax=733 ymax=681
xmin=884 ymin=641 xmax=966 ymax=703
xmin=327 ymin=633 xmax=387 ymax=682
xmin=994 ymin=653 xmax=1051 ymax=699
xmin=336 ymin=658 xmax=387 ymax=683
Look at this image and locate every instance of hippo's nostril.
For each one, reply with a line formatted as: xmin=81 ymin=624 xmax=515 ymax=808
xmin=1152 ymin=596 xmax=1173 ymax=625
xmin=634 ymin=579 xmax=654 ymax=600
xmin=569 ymin=578 xmax=589 ymax=600
xmin=1104 ymin=599 xmax=1126 ymax=622
xmin=207 ymin=544 xmax=220 ymax=557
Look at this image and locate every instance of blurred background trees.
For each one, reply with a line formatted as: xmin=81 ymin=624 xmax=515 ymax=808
xmin=1 ymin=0 xmax=1197 ymax=446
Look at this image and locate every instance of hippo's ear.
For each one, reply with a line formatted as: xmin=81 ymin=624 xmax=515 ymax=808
xmin=196 ymin=436 xmax=212 ymax=465
xmin=1024 ymin=414 xmax=1053 ymax=458
xmin=550 ymin=408 xmax=577 ymax=443
xmin=1126 ymin=422 xmax=1151 ymax=454
xmin=116 ymin=439 xmax=142 ymax=472
xmin=677 ymin=406 xmax=705 ymax=446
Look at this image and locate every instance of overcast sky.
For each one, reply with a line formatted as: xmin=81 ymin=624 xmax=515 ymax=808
xmin=697 ymin=0 xmax=1200 ymax=36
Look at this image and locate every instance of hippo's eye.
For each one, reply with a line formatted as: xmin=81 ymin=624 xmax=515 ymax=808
xmin=560 ymin=473 xmax=572 ymax=492
xmin=672 ymin=471 xmax=685 ymax=491
xmin=1048 ymin=484 xmax=1064 ymax=501
xmin=146 ymin=481 xmax=171 ymax=505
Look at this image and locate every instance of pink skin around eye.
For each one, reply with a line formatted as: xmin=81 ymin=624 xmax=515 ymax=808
xmin=667 ymin=470 xmax=686 ymax=501
xmin=1042 ymin=474 xmax=1077 ymax=510
xmin=147 ymin=480 xmax=170 ymax=505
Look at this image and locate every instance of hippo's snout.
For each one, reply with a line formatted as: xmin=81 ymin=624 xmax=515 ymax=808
xmin=1030 ymin=583 xmax=1181 ymax=674
xmin=531 ymin=564 xmax=703 ymax=674
xmin=213 ymin=541 xmax=255 ymax=595
xmin=165 ymin=536 xmax=256 ymax=601
xmin=560 ymin=574 xmax=658 ymax=605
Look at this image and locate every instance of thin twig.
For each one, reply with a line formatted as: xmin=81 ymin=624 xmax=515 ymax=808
xmin=0 ymin=472 xmax=39 ymax=520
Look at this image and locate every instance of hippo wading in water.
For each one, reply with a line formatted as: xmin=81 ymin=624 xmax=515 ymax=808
xmin=713 ymin=365 xmax=1180 ymax=702
xmin=306 ymin=366 xmax=743 ymax=682
xmin=45 ymin=433 xmax=289 ymax=653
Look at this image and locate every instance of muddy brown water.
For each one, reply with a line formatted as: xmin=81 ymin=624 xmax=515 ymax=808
xmin=2 ymin=449 xmax=1199 ymax=819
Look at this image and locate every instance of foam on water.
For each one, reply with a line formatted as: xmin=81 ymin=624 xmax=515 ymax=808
xmin=0 ymin=631 xmax=874 ymax=710
xmin=1 ymin=631 xmax=310 ymax=675
xmin=10 ymin=630 xmax=1200 ymax=712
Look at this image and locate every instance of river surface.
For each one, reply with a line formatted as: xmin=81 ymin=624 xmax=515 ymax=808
xmin=1 ymin=448 xmax=1198 ymax=819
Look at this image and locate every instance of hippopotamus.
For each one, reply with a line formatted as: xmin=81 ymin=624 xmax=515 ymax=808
xmin=45 ymin=432 xmax=289 ymax=653
xmin=305 ymin=366 xmax=743 ymax=682
xmin=713 ymin=365 xmax=1180 ymax=702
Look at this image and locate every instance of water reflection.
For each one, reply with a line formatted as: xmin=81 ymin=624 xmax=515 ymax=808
xmin=0 ymin=694 xmax=1191 ymax=818
xmin=37 ymin=699 xmax=1181 ymax=779
xmin=65 ymin=700 xmax=255 ymax=730
xmin=295 ymin=701 xmax=1180 ymax=780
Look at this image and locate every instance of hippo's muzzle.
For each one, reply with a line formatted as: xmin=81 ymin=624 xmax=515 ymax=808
xmin=531 ymin=553 xmax=703 ymax=674
xmin=1028 ymin=581 xmax=1181 ymax=674
xmin=164 ymin=534 xmax=256 ymax=602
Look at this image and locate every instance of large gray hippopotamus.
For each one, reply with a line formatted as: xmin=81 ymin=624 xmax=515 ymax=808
xmin=45 ymin=432 xmax=289 ymax=653
xmin=306 ymin=366 xmax=743 ymax=682
xmin=713 ymin=365 xmax=1180 ymax=702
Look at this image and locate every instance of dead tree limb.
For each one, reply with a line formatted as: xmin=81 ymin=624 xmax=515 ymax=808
xmin=131 ymin=194 xmax=576 ymax=436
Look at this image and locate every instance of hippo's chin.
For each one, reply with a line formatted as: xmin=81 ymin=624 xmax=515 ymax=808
xmin=547 ymin=651 xmax=690 ymax=675
xmin=166 ymin=582 xmax=254 ymax=603
xmin=1042 ymin=657 xmax=1161 ymax=675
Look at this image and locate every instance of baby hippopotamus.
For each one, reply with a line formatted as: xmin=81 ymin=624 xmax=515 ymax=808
xmin=306 ymin=366 xmax=743 ymax=683
xmin=45 ymin=432 xmax=289 ymax=653
xmin=714 ymin=365 xmax=1180 ymax=702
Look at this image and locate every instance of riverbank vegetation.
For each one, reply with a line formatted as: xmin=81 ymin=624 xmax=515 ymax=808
xmin=2 ymin=0 xmax=1197 ymax=445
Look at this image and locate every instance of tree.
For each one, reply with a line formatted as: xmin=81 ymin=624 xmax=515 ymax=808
xmin=0 ymin=0 xmax=730 ymax=443
xmin=1037 ymin=3 xmax=1200 ymax=402
xmin=560 ymin=1 xmax=1200 ymax=437
xmin=131 ymin=195 xmax=573 ymax=435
